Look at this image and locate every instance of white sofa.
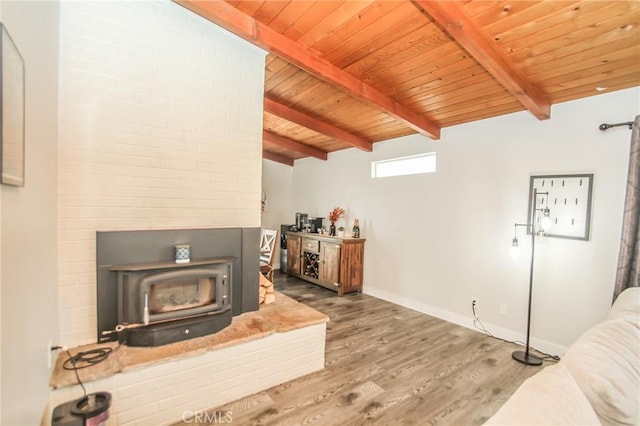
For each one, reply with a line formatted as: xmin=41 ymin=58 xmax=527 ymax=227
xmin=486 ymin=287 xmax=640 ymax=426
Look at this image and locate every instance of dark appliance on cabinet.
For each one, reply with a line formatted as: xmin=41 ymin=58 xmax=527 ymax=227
xmin=295 ymin=212 xmax=308 ymax=231
xmin=307 ymin=217 xmax=324 ymax=233
xmin=280 ymin=224 xmax=295 ymax=274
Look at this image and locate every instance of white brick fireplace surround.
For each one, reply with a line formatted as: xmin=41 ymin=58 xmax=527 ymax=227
xmin=49 ymin=1 xmax=293 ymax=423
xmin=57 ymin=1 xmax=266 ymax=347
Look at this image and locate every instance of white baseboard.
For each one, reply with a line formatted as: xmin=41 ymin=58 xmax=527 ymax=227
xmin=364 ymin=286 xmax=567 ymax=357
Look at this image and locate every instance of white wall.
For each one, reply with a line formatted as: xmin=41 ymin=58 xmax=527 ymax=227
xmin=261 ymin=159 xmax=293 ymax=268
xmin=292 ymin=87 xmax=639 ymax=354
xmin=0 ymin=4 xmax=3 ymax=423
xmin=57 ymin=1 xmax=266 ymax=346
xmin=0 ymin=1 xmax=60 ymax=424
xmin=0 ymin=4 xmax=3 ymax=422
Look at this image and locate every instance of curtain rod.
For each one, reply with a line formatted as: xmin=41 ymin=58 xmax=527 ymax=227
xmin=599 ymin=121 xmax=634 ymax=131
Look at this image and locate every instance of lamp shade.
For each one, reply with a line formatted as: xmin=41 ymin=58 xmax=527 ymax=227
xmin=510 ymin=238 xmax=520 ymax=259
xmin=541 ymin=208 xmax=551 ymax=232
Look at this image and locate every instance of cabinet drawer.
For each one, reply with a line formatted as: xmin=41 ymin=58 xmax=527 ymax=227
xmin=302 ymin=238 xmax=320 ymax=254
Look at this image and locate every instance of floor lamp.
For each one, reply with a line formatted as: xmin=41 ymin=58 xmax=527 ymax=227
xmin=510 ymin=188 xmax=551 ymax=366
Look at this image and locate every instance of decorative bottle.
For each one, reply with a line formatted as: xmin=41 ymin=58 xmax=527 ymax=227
xmin=352 ymin=219 xmax=360 ymax=238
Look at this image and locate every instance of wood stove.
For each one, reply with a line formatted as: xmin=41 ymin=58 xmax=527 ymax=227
xmin=110 ymin=258 xmax=232 ymax=346
xmin=96 ymin=228 xmax=260 ymax=347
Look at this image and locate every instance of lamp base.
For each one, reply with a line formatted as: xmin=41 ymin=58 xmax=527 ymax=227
xmin=512 ymin=350 xmax=543 ymax=366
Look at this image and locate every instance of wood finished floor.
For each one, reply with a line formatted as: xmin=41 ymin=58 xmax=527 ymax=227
xmin=174 ymin=274 xmax=548 ymax=425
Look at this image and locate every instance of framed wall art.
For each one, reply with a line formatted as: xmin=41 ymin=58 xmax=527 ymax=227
xmin=0 ymin=23 xmax=25 ymax=187
xmin=528 ymin=174 xmax=594 ymax=241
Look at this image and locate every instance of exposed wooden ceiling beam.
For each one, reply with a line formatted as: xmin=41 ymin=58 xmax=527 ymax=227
xmin=265 ymin=97 xmax=372 ymax=152
xmin=263 ymin=130 xmax=328 ymax=160
xmin=413 ymin=0 xmax=551 ymax=120
xmin=174 ymin=0 xmax=441 ymax=139
xmin=262 ymin=150 xmax=294 ymax=167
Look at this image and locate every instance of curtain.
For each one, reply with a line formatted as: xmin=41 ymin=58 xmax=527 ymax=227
xmin=613 ymin=115 xmax=640 ymax=301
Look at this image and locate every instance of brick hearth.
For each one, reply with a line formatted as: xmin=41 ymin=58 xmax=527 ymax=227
xmin=48 ymin=292 xmax=328 ymax=425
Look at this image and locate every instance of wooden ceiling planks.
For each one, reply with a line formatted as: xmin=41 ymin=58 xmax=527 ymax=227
xmin=177 ymin=0 xmax=640 ymax=166
xmin=406 ymin=77 xmax=509 ymax=115
xmin=497 ymin=2 xmax=639 ymax=102
xmin=263 ymin=113 xmax=353 ymax=152
xmin=389 ymin=50 xmax=488 ymax=100
xmin=414 ymin=0 xmax=551 ymax=119
xmin=322 ymin=2 xmax=424 ymax=67
xmin=472 ymin=1 xmax=585 ymax=36
xmin=551 ymin=73 xmax=640 ymax=104
xmin=527 ymin=45 xmax=639 ymax=86
xmin=265 ymin=63 xmax=397 ymax=142
xmin=252 ymin=1 xmax=291 ymax=25
xmin=295 ymin=1 xmax=377 ymax=50
xmin=347 ymin=26 xmax=456 ymax=91
xmin=513 ymin=11 xmax=640 ymax=68
xmin=262 ymin=130 xmax=328 ymax=161
xmin=264 ymin=96 xmax=372 ymax=151
xmin=281 ymin=2 xmax=345 ymax=42
xmin=509 ymin=9 xmax=634 ymax=64
xmin=544 ymin=62 xmax=640 ymax=94
xmin=266 ymin=2 xmax=317 ymax=35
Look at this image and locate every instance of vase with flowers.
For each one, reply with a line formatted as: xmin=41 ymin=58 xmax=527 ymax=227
xmin=328 ymin=207 xmax=345 ymax=236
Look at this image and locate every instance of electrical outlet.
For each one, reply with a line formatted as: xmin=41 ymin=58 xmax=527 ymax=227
xmin=47 ymin=339 xmax=52 ymax=369
xmin=499 ymin=303 xmax=508 ymax=316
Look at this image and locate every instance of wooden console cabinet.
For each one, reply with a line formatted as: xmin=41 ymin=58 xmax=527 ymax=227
xmin=286 ymin=232 xmax=365 ymax=296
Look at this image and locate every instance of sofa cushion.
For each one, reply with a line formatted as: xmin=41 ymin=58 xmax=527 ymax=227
xmin=608 ymin=287 xmax=640 ymax=322
xmin=562 ymin=316 xmax=640 ymax=426
xmin=484 ymin=363 xmax=600 ymax=425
